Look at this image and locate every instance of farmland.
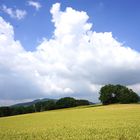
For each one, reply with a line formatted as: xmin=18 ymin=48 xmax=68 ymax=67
xmin=0 ymin=104 xmax=140 ymax=140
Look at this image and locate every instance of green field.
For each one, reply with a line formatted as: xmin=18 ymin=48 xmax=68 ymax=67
xmin=0 ymin=104 xmax=140 ymax=140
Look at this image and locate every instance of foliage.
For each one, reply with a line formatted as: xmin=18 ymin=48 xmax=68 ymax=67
xmin=76 ymin=99 xmax=90 ymax=106
xmin=0 ymin=97 xmax=90 ymax=117
xmin=99 ymin=84 xmax=139 ymax=105
xmin=0 ymin=107 xmax=12 ymax=117
xmin=34 ymin=100 xmax=56 ymax=112
xmin=43 ymin=100 xmax=56 ymax=110
xmin=56 ymin=97 xmax=77 ymax=109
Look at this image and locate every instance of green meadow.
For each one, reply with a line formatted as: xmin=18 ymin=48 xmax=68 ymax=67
xmin=0 ymin=104 xmax=140 ymax=140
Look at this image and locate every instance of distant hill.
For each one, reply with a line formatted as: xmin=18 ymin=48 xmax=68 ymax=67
xmin=0 ymin=97 xmax=95 ymax=118
xmin=12 ymin=98 xmax=57 ymax=107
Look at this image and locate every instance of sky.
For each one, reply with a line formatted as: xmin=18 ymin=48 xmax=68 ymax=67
xmin=0 ymin=0 xmax=140 ymax=106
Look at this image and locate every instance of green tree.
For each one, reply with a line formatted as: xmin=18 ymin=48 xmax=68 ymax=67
xmin=0 ymin=107 xmax=12 ymax=117
xmin=11 ymin=106 xmax=26 ymax=115
xmin=76 ymin=99 xmax=90 ymax=106
xmin=44 ymin=100 xmax=56 ymax=110
xmin=99 ymin=84 xmax=139 ymax=105
xmin=99 ymin=84 xmax=117 ymax=105
xmin=34 ymin=102 xmax=43 ymax=112
xmin=56 ymin=97 xmax=77 ymax=109
xmin=24 ymin=105 xmax=35 ymax=113
xmin=118 ymin=88 xmax=139 ymax=103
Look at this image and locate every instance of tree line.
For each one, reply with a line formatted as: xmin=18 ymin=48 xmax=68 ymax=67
xmin=0 ymin=97 xmax=90 ymax=117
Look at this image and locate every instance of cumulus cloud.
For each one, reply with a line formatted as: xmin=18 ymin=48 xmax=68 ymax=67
xmin=1 ymin=5 xmax=27 ymax=20
xmin=0 ymin=3 xmax=140 ymax=105
xmin=28 ymin=1 xmax=42 ymax=11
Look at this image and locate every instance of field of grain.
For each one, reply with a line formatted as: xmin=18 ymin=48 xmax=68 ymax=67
xmin=0 ymin=104 xmax=140 ymax=140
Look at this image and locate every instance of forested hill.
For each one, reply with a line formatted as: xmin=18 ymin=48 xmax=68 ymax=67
xmin=0 ymin=97 xmax=91 ymax=117
xmin=12 ymin=98 xmax=57 ymax=107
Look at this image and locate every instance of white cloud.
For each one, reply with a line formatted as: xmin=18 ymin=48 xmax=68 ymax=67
xmin=0 ymin=3 xmax=140 ymax=105
xmin=1 ymin=5 xmax=27 ymax=20
xmin=28 ymin=1 xmax=42 ymax=11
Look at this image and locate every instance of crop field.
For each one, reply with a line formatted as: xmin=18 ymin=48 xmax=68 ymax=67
xmin=0 ymin=104 xmax=140 ymax=140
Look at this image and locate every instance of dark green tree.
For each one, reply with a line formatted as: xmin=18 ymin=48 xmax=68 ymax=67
xmin=99 ymin=84 xmax=139 ymax=105
xmin=24 ymin=105 xmax=35 ymax=113
xmin=76 ymin=99 xmax=90 ymax=106
xmin=56 ymin=97 xmax=77 ymax=109
xmin=118 ymin=88 xmax=139 ymax=103
xmin=0 ymin=107 xmax=12 ymax=117
xmin=99 ymin=84 xmax=117 ymax=105
xmin=11 ymin=106 xmax=26 ymax=115
xmin=34 ymin=102 xmax=43 ymax=112
xmin=43 ymin=100 xmax=56 ymax=110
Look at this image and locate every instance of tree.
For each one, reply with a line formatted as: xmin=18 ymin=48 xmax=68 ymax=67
xmin=76 ymin=99 xmax=90 ymax=106
xmin=0 ymin=107 xmax=12 ymax=117
xmin=99 ymin=84 xmax=139 ymax=105
xmin=43 ymin=100 xmax=56 ymax=110
xmin=99 ymin=84 xmax=117 ymax=105
xmin=118 ymin=88 xmax=139 ymax=104
xmin=11 ymin=106 xmax=26 ymax=115
xmin=34 ymin=102 xmax=43 ymax=112
xmin=56 ymin=97 xmax=77 ymax=109
xmin=24 ymin=105 xmax=35 ymax=113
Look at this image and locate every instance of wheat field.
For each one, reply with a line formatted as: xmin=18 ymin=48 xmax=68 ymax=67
xmin=0 ymin=104 xmax=140 ymax=140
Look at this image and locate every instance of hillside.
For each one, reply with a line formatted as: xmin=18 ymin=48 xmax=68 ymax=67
xmin=0 ymin=104 xmax=140 ymax=140
xmin=12 ymin=98 xmax=57 ymax=107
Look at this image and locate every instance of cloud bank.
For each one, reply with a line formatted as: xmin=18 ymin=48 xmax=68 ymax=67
xmin=0 ymin=3 xmax=140 ymax=105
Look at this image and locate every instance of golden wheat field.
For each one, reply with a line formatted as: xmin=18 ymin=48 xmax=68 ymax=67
xmin=0 ymin=104 xmax=140 ymax=140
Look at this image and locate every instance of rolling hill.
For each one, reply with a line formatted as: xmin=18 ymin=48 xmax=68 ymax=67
xmin=12 ymin=98 xmax=57 ymax=107
xmin=0 ymin=104 xmax=140 ymax=140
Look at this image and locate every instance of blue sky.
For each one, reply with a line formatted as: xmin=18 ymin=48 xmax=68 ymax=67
xmin=0 ymin=0 xmax=140 ymax=51
xmin=0 ymin=0 xmax=140 ymax=105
